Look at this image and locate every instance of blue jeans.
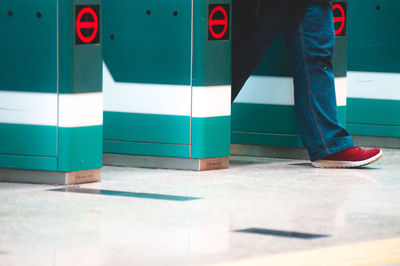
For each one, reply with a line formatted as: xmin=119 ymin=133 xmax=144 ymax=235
xmin=232 ymin=0 xmax=354 ymax=161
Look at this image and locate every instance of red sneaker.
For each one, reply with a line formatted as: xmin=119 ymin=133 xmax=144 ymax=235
xmin=312 ymin=146 xmax=383 ymax=168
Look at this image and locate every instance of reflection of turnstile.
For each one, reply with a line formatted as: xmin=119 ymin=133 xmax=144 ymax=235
xmin=0 ymin=0 xmax=103 ymax=184
xmin=231 ymin=0 xmax=348 ymax=159
xmin=102 ymin=0 xmax=232 ymax=170
xmin=347 ymin=0 xmax=400 ymax=148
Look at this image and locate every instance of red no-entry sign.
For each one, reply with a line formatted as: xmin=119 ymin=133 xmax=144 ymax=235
xmin=333 ymin=3 xmax=346 ymax=36
xmin=209 ymin=4 xmax=230 ymax=41
xmin=76 ymin=5 xmax=100 ymax=45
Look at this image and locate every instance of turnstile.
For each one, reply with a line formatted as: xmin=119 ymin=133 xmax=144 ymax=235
xmin=231 ymin=0 xmax=348 ymax=159
xmin=102 ymin=0 xmax=231 ymax=170
xmin=0 ymin=0 xmax=103 ymax=184
xmin=347 ymin=0 xmax=400 ymax=148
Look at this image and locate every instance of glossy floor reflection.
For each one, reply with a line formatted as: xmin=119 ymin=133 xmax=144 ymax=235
xmin=1 ymin=148 xmax=400 ymax=266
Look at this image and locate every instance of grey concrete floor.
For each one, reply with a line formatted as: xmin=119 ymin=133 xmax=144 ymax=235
xmin=0 ymin=149 xmax=400 ymax=266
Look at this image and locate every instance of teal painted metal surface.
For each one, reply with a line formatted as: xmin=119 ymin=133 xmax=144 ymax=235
xmin=347 ymin=124 xmax=400 ymax=139
xmin=192 ymin=116 xmax=231 ymax=158
xmin=0 ymin=124 xmax=57 ymax=157
xmin=59 ymin=0 xmax=102 ymax=94
xmin=58 ymin=126 xmax=103 ymax=172
xmin=0 ymin=0 xmax=103 ymax=172
xmin=103 ymin=141 xmax=191 ymax=159
xmin=253 ymin=33 xmax=346 ymax=78
xmin=347 ymin=0 xmax=400 ymax=73
xmin=104 ymin=112 xmax=191 ymax=145
xmin=232 ymin=104 xmax=300 ymax=135
xmin=103 ymin=0 xmax=232 ymax=161
xmin=0 ymin=154 xmax=58 ymax=171
xmin=347 ymin=98 xmax=400 ymax=126
xmin=0 ymin=0 xmax=57 ymax=93
xmin=346 ymin=0 xmax=400 ymax=141
xmin=103 ymin=0 xmax=192 ymax=85
xmin=192 ymin=0 xmax=232 ymax=86
xmin=232 ymin=132 xmax=303 ymax=148
xmin=232 ymin=105 xmax=347 ymax=147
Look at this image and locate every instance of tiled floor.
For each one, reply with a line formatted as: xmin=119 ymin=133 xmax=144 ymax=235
xmin=1 ymin=148 xmax=400 ymax=266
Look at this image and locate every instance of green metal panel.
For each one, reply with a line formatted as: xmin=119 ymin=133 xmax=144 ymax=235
xmin=102 ymin=0 xmax=192 ymax=85
xmin=191 ymin=0 xmax=232 ymax=158
xmin=192 ymin=0 xmax=232 ymax=86
xmin=347 ymin=98 xmax=400 ymax=126
xmin=104 ymin=141 xmax=191 ymax=158
xmin=0 ymin=124 xmax=57 ymax=156
xmin=232 ymin=132 xmax=303 ymax=148
xmin=0 ymin=0 xmax=102 ymax=172
xmin=104 ymin=112 xmax=191 ymax=145
xmin=192 ymin=116 xmax=231 ymax=158
xmin=232 ymin=104 xmax=347 ymax=147
xmin=346 ymin=0 xmax=400 ymax=141
xmin=232 ymin=103 xmax=300 ymax=135
xmin=253 ymin=34 xmax=347 ymax=78
xmin=347 ymin=0 xmax=400 ymax=73
xmin=0 ymin=0 xmax=57 ymax=93
xmin=347 ymin=124 xmax=400 ymax=139
xmin=58 ymin=126 xmax=103 ymax=172
xmin=103 ymin=0 xmax=232 ymax=160
xmin=0 ymin=154 xmax=57 ymax=171
xmin=59 ymin=0 xmax=102 ymax=94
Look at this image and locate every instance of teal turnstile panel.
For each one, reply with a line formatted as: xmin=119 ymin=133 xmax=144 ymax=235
xmin=0 ymin=0 xmax=103 ymax=172
xmin=103 ymin=0 xmax=192 ymax=85
xmin=0 ymin=1 xmax=57 ymax=93
xmin=103 ymin=0 xmax=232 ymax=160
xmin=348 ymin=0 xmax=400 ymax=73
xmin=347 ymin=0 xmax=400 ymax=139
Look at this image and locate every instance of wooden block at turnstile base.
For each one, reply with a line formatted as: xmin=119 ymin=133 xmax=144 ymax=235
xmin=199 ymin=157 xmax=229 ymax=171
xmin=66 ymin=169 xmax=101 ymax=185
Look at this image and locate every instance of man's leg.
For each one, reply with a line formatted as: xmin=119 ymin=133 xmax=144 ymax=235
xmin=283 ymin=3 xmax=355 ymax=161
xmin=231 ymin=0 xmax=291 ymax=102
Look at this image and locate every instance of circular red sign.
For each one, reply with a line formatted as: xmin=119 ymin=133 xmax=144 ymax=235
xmin=332 ymin=4 xmax=345 ymax=36
xmin=76 ymin=7 xmax=99 ymax=44
xmin=209 ymin=6 xmax=228 ymax=39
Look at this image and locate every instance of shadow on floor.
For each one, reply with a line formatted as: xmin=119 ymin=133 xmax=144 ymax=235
xmin=234 ymin=228 xmax=329 ymax=239
xmin=49 ymin=187 xmax=201 ymax=201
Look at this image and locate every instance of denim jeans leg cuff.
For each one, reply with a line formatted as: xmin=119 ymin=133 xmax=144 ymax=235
xmin=308 ymin=136 xmax=355 ymax=161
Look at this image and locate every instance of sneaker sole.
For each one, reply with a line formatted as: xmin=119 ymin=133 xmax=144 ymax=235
xmin=311 ymin=150 xmax=383 ymax=169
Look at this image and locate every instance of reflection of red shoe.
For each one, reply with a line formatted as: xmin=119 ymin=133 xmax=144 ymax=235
xmin=312 ymin=146 xmax=383 ymax=168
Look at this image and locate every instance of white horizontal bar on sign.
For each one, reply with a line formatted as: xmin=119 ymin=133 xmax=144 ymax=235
xmin=192 ymin=86 xmax=231 ymax=118
xmin=234 ymin=75 xmax=347 ymax=106
xmin=103 ymin=63 xmax=191 ymax=116
xmin=58 ymin=92 xmax=103 ymax=128
xmin=347 ymin=71 xmax=400 ymax=100
xmin=0 ymin=91 xmax=57 ymax=126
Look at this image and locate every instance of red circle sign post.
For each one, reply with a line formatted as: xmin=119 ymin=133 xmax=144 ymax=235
xmin=76 ymin=7 xmax=99 ymax=44
xmin=209 ymin=6 xmax=228 ymax=39
xmin=333 ymin=3 xmax=345 ymax=36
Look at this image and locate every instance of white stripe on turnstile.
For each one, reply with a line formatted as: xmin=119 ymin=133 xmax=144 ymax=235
xmin=0 ymin=91 xmax=103 ymax=127
xmin=347 ymin=71 xmax=400 ymax=100
xmin=335 ymin=77 xmax=347 ymax=106
xmin=58 ymin=92 xmax=103 ymax=127
xmin=192 ymin=86 xmax=231 ymax=117
xmin=103 ymin=62 xmax=192 ymax=116
xmin=234 ymin=76 xmax=347 ymax=106
xmin=0 ymin=91 xmax=58 ymax=126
